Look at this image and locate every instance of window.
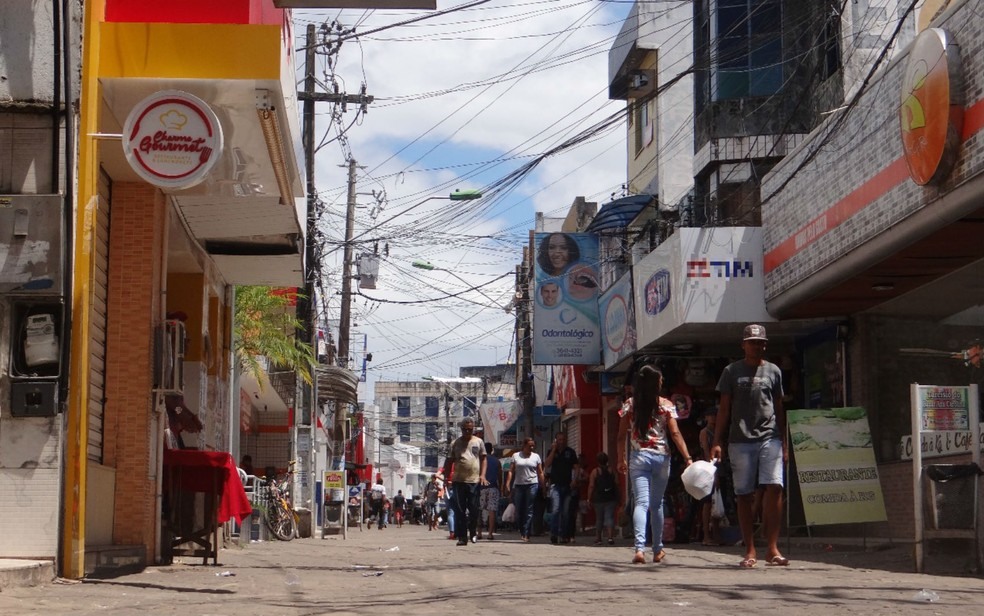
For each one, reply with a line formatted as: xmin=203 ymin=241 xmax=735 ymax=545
xmin=397 ymin=396 xmax=410 ymax=418
xmin=425 ymin=422 xmax=438 ymax=443
xmin=396 ymin=422 xmax=410 ymax=443
xmin=633 ymin=99 xmax=651 ymax=155
xmin=711 ymin=0 xmax=782 ymax=100
xmin=424 ymin=454 xmax=439 ymax=470
xmin=425 ymin=396 xmax=440 ymax=418
xmin=462 ymin=396 xmax=477 ymax=417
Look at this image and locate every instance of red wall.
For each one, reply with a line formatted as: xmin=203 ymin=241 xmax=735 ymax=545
xmin=106 ymin=0 xmax=282 ymax=25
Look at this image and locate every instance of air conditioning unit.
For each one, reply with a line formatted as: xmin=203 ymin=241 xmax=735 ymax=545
xmin=154 ymin=319 xmax=186 ymax=393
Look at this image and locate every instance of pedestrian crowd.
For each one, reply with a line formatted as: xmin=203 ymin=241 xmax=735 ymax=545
xmin=361 ymin=325 xmax=790 ymax=569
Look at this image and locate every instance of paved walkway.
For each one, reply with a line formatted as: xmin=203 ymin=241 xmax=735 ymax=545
xmin=0 ymin=524 xmax=981 ymax=615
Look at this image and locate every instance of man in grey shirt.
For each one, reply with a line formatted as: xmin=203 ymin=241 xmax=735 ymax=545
xmin=710 ymin=324 xmax=789 ymax=568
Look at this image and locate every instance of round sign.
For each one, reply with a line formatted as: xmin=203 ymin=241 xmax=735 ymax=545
xmin=122 ymin=90 xmax=223 ymax=189
xmin=899 ymin=28 xmax=963 ymax=186
xmin=604 ymin=295 xmax=628 ymax=352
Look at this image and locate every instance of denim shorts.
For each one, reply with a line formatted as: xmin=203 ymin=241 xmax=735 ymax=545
xmin=729 ymin=438 xmax=783 ymax=496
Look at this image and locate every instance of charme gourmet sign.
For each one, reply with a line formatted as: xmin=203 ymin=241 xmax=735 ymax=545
xmin=122 ymin=90 xmax=223 ymax=189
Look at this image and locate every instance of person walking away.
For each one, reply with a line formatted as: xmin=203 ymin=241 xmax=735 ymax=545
xmin=392 ymin=490 xmax=407 ymax=528
xmin=369 ymin=480 xmax=387 ymax=530
xmin=478 ymin=442 xmax=501 ymax=540
xmin=505 ymin=437 xmax=545 ymax=542
xmin=587 ymin=451 xmax=619 ymax=545
xmin=573 ymin=453 xmax=590 ymax=536
xmin=545 ymin=432 xmax=579 ymax=544
xmin=443 ymin=418 xmax=488 ymax=546
xmin=424 ymin=475 xmax=441 ymax=531
xmin=710 ymin=324 xmax=789 ymax=569
xmin=617 ymin=365 xmax=693 ymax=564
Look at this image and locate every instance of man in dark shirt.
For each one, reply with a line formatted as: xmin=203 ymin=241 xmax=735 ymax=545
xmin=545 ymin=431 xmax=579 ymax=544
xmin=392 ymin=490 xmax=407 ymax=527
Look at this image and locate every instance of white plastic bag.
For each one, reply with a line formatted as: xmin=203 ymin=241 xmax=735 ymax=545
xmin=502 ymin=502 xmax=517 ymax=523
xmin=711 ymin=488 xmax=726 ymax=520
xmin=681 ymin=460 xmax=716 ymax=500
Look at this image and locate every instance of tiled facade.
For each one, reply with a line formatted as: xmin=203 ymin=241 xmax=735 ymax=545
xmin=762 ymin=3 xmax=984 ymax=300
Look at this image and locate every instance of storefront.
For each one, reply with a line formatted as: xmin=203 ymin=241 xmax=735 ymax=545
xmin=64 ymin=0 xmax=305 ymax=576
xmin=761 ymin=3 xmax=984 ymax=539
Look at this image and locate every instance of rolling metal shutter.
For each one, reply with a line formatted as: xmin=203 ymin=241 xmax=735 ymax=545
xmin=86 ymin=171 xmax=111 ymax=462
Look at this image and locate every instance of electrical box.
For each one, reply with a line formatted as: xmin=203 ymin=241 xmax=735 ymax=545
xmin=0 ymin=195 xmax=64 ymax=295
xmin=8 ymin=299 xmax=64 ymax=417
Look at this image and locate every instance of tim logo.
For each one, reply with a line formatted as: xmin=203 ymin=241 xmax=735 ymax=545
xmin=686 ymin=260 xmax=753 ymax=279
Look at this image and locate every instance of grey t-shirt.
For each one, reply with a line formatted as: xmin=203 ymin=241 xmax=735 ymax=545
xmin=716 ymin=360 xmax=783 ymax=443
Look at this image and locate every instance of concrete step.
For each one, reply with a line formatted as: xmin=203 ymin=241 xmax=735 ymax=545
xmin=84 ymin=545 xmax=146 ymax=577
xmin=0 ymin=559 xmax=54 ymax=590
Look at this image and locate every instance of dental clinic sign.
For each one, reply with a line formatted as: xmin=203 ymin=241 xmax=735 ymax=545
xmin=123 ymin=90 xmax=224 ymax=190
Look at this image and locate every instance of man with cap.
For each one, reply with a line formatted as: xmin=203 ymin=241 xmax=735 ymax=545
xmin=710 ymin=324 xmax=789 ymax=568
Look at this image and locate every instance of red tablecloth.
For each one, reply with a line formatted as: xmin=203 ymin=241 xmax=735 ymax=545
xmin=163 ymin=449 xmax=253 ymax=524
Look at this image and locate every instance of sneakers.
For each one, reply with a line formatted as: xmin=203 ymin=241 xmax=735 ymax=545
xmin=456 ymin=539 xmax=468 ymax=546
xmin=470 ymin=535 xmax=478 ymax=544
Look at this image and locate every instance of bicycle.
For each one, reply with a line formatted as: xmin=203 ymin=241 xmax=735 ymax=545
xmin=263 ymin=463 xmax=298 ymax=541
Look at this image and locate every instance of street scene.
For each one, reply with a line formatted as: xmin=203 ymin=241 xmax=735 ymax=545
xmin=1 ymin=525 xmax=983 ymax=616
xmin=2 ymin=0 xmax=984 ymax=606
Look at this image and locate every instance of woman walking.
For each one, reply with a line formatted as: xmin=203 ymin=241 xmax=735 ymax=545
xmin=504 ymin=437 xmax=545 ymax=542
xmin=617 ymin=365 xmax=693 ymax=564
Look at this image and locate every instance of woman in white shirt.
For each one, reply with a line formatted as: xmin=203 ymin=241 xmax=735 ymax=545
xmin=505 ymin=437 xmax=545 ymax=542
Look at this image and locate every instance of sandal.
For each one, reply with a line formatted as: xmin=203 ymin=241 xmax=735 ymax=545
xmin=607 ymin=538 xmax=615 ymax=545
xmin=653 ymin=550 xmax=666 ymax=563
xmin=632 ymin=551 xmax=646 ymax=564
xmin=765 ymin=555 xmax=790 ymax=566
xmin=738 ymin=558 xmax=757 ymax=569
xmin=593 ymin=539 xmax=603 ymax=545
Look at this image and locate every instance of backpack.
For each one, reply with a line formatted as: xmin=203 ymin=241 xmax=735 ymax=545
xmin=371 ymin=487 xmax=383 ymax=501
xmin=594 ymin=468 xmax=617 ymax=502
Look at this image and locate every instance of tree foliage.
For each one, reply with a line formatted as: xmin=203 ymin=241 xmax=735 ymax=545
xmin=234 ymin=286 xmax=314 ymax=386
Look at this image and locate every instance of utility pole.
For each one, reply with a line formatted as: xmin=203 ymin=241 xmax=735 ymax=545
xmin=518 ymin=248 xmax=534 ymax=439
xmin=338 ymin=158 xmax=357 ymax=369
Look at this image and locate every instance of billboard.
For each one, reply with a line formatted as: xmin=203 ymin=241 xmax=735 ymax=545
xmin=633 ymin=227 xmax=771 ymax=348
xmin=532 ymin=233 xmax=601 ymax=364
xmin=599 ymin=271 xmax=636 ymax=369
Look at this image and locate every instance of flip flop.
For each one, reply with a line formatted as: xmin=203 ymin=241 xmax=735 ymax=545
xmin=765 ymin=555 xmax=790 ymax=566
xmin=738 ymin=558 xmax=757 ymax=569
xmin=653 ymin=550 xmax=667 ymax=563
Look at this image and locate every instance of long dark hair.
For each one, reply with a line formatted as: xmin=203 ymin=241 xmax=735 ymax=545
xmin=631 ymin=365 xmax=663 ymax=440
xmin=536 ymin=233 xmax=580 ymax=275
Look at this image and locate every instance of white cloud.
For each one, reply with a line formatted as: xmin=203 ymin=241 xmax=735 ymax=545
xmin=294 ymin=1 xmax=629 ymax=393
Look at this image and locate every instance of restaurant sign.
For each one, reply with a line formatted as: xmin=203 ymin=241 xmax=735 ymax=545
xmin=123 ymin=90 xmax=224 ymax=189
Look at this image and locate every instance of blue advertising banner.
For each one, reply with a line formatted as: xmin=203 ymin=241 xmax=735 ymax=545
xmin=599 ymin=271 xmax=636 ymax=369
xmin=532 ymin=232 xmax=601 ymax=364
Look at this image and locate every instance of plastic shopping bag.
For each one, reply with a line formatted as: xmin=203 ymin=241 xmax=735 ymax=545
xmin=681 ymin=460 xmax=717 ymax=500
xmin=711 ymin=488 xmax=726 ymax=520
xmin=502 ymin=502 xmax=517 ymax=523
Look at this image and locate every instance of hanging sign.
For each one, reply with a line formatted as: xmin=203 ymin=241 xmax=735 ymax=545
xmin=122 ymin=90 xmax=223 ymax=189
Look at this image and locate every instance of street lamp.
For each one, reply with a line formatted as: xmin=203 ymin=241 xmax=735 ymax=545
xmin=411 ymin=259 xmax=505 ymax=309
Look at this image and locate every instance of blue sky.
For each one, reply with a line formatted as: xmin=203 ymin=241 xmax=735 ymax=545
xmin=293 ymin=1 xmax=633 ymax=398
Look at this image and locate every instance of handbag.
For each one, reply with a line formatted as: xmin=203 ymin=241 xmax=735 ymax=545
xmin=502 ymin=502 xmax=517 ymax=523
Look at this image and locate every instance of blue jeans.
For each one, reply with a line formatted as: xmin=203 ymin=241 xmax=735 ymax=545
xmin=444 ymin=488 xmax=455 ymax=533
xmin=549 ymin=484 xmax=575 ymax=539
xmin=450 ymin=482 xmax=481 ymax=541
xmin=629 ymin=449 xmax=671 ymax=553
xmin=512 ymin=483 xmax=539 ymax=538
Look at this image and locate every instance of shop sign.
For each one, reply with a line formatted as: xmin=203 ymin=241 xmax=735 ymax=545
xmin=899 ymin=28 xmax=963 ymax=186
xmin=122 ymin=90 xmax=224 ymax=190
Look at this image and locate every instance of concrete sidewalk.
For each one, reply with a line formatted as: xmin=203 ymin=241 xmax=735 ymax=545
xmin=0 ymin=559 xmax=54 ymax=590
xmin=0 ymin=526 xmax=980 ymax=615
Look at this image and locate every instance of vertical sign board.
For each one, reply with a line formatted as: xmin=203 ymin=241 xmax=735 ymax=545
xmin=324 ymin=470 xmax=347 ymax=537
xmin=911 ymin=384 xmax=981 ymax=572
xmin=788 ymin=408 xmax=887 ymax=525
xmin=599 ymin=271 xmax=637 ymax=370
xmin=532 ymin=233 xmax=601 ymax=365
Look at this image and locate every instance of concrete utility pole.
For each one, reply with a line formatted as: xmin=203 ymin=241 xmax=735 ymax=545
xmin=337 ymin=158 xmax=357 ymax=369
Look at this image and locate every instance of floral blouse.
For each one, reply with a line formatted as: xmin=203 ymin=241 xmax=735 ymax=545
xmin=619 ymin=397 xmax=677 ymax=455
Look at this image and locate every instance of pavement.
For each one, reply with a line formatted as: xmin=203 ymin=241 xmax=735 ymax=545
xmin=0 ymin=523 xmax=982 ymax=615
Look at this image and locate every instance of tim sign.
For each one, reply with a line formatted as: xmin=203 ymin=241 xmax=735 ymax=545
xmin=123 ymin=90 xmax=224 ymax=190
